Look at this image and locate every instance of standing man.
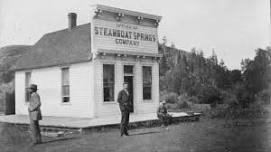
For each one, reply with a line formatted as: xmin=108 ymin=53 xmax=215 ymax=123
xmin=117 ymin=82 xmax=131 ymax=137
xmin=27 ymin=84 xmax=42 ymax=145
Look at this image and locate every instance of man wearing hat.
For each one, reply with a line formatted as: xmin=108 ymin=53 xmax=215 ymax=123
xmin=117 ymin=82 xmax=131 ymax=137
xmin=27 ymin=84 xmax=42 ymax=145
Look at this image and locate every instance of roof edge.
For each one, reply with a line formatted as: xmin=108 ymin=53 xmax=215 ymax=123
xmin=92 ymin=4 xmax=162 ymax=21
xmin=13 ymin=56 xmax=92 ymax=72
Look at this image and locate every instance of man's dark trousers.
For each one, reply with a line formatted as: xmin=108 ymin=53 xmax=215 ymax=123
xmin=117 ymin=89 xmax=130 ymax=136
xmin=120 ymin=108 xmax=130 ymax=135
xmin=30 ymin=120 xmax=41 ymax=143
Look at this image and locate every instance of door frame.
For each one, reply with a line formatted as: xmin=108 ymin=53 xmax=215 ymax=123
xmin=123 ymin=64 xmax=135 ymax=113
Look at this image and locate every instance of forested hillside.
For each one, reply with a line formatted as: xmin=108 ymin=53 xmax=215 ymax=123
xmin=158 ymin=43 xmax=271 ymax=114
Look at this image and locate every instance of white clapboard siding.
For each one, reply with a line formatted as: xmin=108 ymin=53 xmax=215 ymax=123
xmin=135 ymin=62 xmax=160 ymax=114
xmin=15 ymin=62 xmax=94 ymax=118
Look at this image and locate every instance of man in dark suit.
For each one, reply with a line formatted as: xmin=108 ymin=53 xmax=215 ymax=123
xmin=117 ymin=82 xmax=131 ymax=137
xmin=27 ymin=84 xmax=42 ymax=145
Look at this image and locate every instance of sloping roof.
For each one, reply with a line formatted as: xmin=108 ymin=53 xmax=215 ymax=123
xmin=15 ymin=23 xmax=92 ymax=71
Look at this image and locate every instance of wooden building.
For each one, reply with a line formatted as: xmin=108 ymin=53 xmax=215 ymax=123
xmin=14 ymin=5 xmax=162 ymax=118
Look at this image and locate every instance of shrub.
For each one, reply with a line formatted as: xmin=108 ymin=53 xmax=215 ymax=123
xmin=207 ymin=105 xmax=228 ymax=118
xmin=237 ymin=91 xmax=253 ymax=108
xmin=232 ymin=82 xmax=254 ymax=108
xmin=207 ymin=102 xmax=268 ymax=119
xmin=197 ymin=85 xmax=222 ymax=104
xmin=220 ymin=90 xmax=238 ymax=106
xmin=177 ymin=100 xmax=189 ymax=109
xmin=255 ymin=89 xmax=271 ymax=104
xmin=190 ymin=104 xmax=211 ymax=113
xmin=161 ymin=92 xmax=178 ymax=104
xmin=166 ymin=103 xmax=179 ymax=110
xmin=177 ymin=94 xmax=191 ymax=109
xmin=189 ymin=96 xmax=200 ymax=104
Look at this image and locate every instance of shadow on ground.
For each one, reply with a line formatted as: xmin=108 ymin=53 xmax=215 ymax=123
xmin=41 ymin=136 xmax=79 ymax=144
xmin=129 ymin=130 xmax=161 ymax=136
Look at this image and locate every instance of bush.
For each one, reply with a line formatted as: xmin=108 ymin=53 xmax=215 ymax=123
xmin=161 ymin=92 xmax=178 ymax=104
xmin=177 ymin=94 xmax=191 ymax=109
xmin=197 ymin=85 xmax=222 ymax=104
xmin=189 ymin=96 xmax=200 ymax=104
xmin=190 ymin=104 xmax=211 ymax=113
xmin=255 ymin=89 xmax=271 ymax=104
xmin=207 ymin=102 xmax=268 ymax=119
xmin=207 ymin=105 xmax=229 ymax=118
xmin=220 ymin=90 xmax=238 ymax=106
xmin=177 ymin=100 xmax=189 ymax=109
xmin=232 ymin=82 xmax=254 ymax=108
xmin=166 ymin=103 xmax=179 ymax=110
xmin=237 ymin=91 xmax=253 ymax=108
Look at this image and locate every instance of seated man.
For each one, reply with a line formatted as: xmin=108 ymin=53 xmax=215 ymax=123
xmin=157 ymin=100 xmax=172 ymax=129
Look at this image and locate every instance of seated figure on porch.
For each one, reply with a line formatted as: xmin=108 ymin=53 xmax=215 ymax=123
xmin=157 ymin=100 xmax=172 ymax=129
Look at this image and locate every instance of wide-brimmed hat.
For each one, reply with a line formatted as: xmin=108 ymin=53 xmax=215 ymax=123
xmin=27 ymin=84 xmax=38 ymax=90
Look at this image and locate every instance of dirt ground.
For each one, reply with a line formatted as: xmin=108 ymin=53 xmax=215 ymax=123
xmin=1 ymin=116 xmax=271 ymax=152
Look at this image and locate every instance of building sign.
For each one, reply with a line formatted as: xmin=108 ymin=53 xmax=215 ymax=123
xmin=94 ymin=25 xmax=156 ymax=46
xmin=92 ymin=19 xmax=158 ymax=54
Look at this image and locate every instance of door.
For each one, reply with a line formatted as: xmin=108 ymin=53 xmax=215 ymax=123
xmin=124 ymin=65 xmax=134 ymax=113
xmin=124 ymin=76 xmax=133 ymax=112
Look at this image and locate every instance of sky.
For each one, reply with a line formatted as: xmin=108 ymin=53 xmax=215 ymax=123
xmin=0 ymin=0 xmax=270 ymax=69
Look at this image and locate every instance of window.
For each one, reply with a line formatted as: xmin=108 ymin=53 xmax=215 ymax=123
xmin=103 ymin=64 xmax=115 ymax=102
xmin=25 ymin=72 xmax=31 ymax=102
xmin=61 ymin=68 xmax=70 ymax=103
xmin=124 ymin=65 xmax=133 ymax=74
xmin=143 ymin=66 xmax=152 ymax=100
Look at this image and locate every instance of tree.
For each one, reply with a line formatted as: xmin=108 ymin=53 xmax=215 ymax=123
xmin=242 ymin=48 xmax=271 ymax=100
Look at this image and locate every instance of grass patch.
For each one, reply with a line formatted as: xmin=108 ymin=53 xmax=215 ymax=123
xmin=0 ymin=123 xmax=31 ymax=146
xmin=206 ymin=102 xmax=269 ymax=119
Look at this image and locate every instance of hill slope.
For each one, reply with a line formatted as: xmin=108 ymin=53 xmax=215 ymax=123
xmin=0 ymin=45 xmax=31 ymax=112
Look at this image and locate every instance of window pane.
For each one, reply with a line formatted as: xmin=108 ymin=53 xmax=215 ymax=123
xmin=143 ymin=86 xmax=152 ymax=100
xmin=124 ymin=65 xmax=133 ymax=74
xmin=25 ymin=90 xmax=31 ymax=102
xmin=143 ymin=66 xmax=152 ymax=84
xmin=143 ymin=66 xmax=152 ymax=100
xmin=104 ymin=86 xmax=114 ymax=102
xmin=62 ymin=68 xmax=69 ymax=85
xmin=103 ymin=65 xmax=114 ymax=83
xmin=25 ymin=72 xmax=31 ymax=102
xmin=62 ymin=86 xmax=70 ymax=96
xmin=103 ymin=64 xmax=115 ymax=102
xmin=63 ymin=97 xmax=70 ymax=103
xmin=25 ymin=72 xmax=31 ymax=86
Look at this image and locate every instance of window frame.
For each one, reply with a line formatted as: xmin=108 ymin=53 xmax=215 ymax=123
xmin=61 ymin=67 xmax=70 ymax=103
xmin=142 ymin=66 xmax=152 ymax=101
xmin=103 ymin=64 xmax=115 ymax=102
xmin=25 ymin=72 xmax=31 ymax=102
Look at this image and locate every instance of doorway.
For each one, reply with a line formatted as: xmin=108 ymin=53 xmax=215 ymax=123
xmin=124 ymin=65 xmax=134 ymax=113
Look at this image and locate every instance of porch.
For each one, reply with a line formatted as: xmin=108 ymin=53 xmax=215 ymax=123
xmin=0 ymin=112 xmax=201 ymax=133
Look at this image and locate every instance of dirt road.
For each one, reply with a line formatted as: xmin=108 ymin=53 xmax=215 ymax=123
xmin=1 ymin=117 xmax=270 ymax=152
